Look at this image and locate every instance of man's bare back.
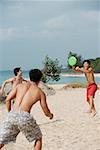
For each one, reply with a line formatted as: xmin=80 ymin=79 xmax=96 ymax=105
xmin=13 ymin=82 xmax=42 ymax=112
xmin=6 ymin=81 xmax=53 ymax=119
xmin=0 ymin=69 xmax=53 ymax=150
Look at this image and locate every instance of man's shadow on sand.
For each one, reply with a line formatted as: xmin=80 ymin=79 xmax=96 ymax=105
xmin=39 ymin=119 xmax=65 ymax=126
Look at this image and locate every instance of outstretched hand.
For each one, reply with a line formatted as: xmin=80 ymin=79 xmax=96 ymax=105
xmin=72 ymin=66 xmax=75 ymax=69
xmin=75 ymin=66 xmax=80 ymax=71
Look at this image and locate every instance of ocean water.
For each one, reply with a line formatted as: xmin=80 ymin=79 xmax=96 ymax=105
xmin=0 ymin=71 xmax=100 ymax=85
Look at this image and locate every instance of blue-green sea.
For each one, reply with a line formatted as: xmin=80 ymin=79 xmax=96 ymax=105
xmin=0 ymin=71 xmax=100 ymax=85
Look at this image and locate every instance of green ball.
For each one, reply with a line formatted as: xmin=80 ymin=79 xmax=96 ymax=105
xmin=68 ymin=56 xmax=77 ymax=66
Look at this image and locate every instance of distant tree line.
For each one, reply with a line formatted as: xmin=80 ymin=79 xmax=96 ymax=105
xmin=89 ymin=57 xmax=100 ymax=73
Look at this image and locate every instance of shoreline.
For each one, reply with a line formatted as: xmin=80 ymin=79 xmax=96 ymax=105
xmin=25 ymin=78 xmax=100 ymax=87
xmin=61 ymin=73 xmax=100 ymax=77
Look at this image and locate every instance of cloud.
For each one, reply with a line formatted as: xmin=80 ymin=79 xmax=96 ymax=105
xmin=44 ymin=15 xmax=65 ymax=30
xmin=0 ymin=9 xmax=99 ymax=41
xmin=0 ymin=0 xmax=99 ymax=71
xmin=43 ymin=9 xmax=99 ymax=32
xmin=0 ymin=27 xmax=18 ymax=40
xmin=0 ymin=26 xmax=35 ymax=40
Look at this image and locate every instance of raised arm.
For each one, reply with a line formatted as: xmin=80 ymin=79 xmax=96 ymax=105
xmin=72 ymin=66 xmax=83 ymax=73
xmin=6 ymin=86 xmax=17 ymax=112
xmin=40 ymin=90 xmax=53 ymax=119
xmin=0 ymin=77 xmax=14 ymax=95
xmin=73 ymin=67 xmax=93 ymax=73
xmin=80 ymin=67 xmax=93 ymax=73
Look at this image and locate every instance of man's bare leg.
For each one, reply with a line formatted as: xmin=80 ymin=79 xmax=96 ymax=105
xmin=34 ymin=138 xmax=42 ymax=150
xmin=87 ymin=100 xmax=92 ymax=113
xmin=92 ymin=100 xmax=97 ymax=117
xmin=89 ymin=96 xmax=96 ymax=117
xmin=0 ymin=144 xmax=4 ymax=149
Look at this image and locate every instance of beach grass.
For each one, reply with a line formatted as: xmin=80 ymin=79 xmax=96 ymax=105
xmin=63 ymin=82 xmax=86 ymax=89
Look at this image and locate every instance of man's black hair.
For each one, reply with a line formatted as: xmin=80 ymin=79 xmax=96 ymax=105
xmin=13 ymin=67 xmax=21 ymax=76
xmin=83 ymin=60 xmax=91 ymax=65
xmin=29 ymin=69 xmax=43 ymax=82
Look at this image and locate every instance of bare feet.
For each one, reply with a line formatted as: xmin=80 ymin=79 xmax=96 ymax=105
xmin=92 ymin=110 xmax=97 ymax=117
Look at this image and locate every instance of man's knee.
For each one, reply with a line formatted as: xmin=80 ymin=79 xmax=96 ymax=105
xmin=88 ymin=95 xmax=93 ymax=100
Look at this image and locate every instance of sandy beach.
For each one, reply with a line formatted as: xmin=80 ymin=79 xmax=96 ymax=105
xmin=0 ymin=85 xmax=100 ymax=150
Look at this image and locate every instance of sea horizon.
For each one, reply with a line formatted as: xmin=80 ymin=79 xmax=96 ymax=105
xmin=0 ymin=70 xmax=100 ymax=85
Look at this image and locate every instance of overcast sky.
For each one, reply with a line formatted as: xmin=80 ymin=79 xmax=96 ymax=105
xmin=0 ymin=0 xmax=99 ymax=71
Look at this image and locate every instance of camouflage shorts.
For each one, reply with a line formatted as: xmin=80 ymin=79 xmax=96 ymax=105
xmin=0 ymin=110 xmax=42 ymax=144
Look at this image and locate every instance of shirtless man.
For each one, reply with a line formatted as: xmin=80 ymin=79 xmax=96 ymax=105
xmin=0 ymin=67 xmax=26 ymax=96
xmin=73 ymin=60 xmax=97 ymax=117
xmin=0 ymin=69 xmax=53 ymax=150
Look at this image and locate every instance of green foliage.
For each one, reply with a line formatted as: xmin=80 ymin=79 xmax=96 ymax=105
xmin=89 ymin=57 xmax=100 ymax=73
xmin=67 ymin=51 xmax=83 ymax=68
xmin=67 ymin=52 xmax=100 ymax=73
xmin=42 ymin=55 xmax=62 ymax=83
